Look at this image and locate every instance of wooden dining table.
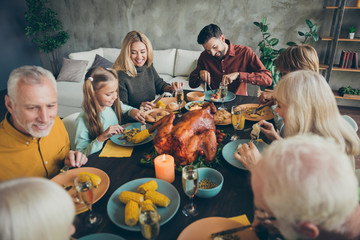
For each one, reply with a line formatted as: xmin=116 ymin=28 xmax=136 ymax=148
xmin=72 ymin=93 xmax=272 ymax=240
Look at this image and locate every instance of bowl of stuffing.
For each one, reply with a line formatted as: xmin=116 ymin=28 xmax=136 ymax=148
xmin=196 ymin=167 xmax=223 ymax=198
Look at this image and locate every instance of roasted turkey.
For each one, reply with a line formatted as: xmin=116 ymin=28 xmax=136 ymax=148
xmin=149 ymin=102 xmax=218 ymax=165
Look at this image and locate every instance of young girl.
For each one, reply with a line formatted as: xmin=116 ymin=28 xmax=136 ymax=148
xmin=74 ymin=67 xmax=145 ymax=156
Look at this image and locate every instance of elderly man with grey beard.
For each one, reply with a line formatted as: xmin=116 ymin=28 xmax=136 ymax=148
xmin=251 ymin=134 xmax=360 ymax=240
xmin=0 ymin=66 xmax=87 ymax=182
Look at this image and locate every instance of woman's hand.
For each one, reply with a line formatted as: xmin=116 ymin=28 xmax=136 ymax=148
xmin=97 ymin=124 xmax=124 ymax=142
xmin=258 ymin=89 xmax=274 ymax=106
xmin=140 ymin=101 xmax=154 ymax=111
xmin=129 ymin=108 xmax=146 ymax=125
xmin=258 ymin=120 xmax=282 ymax=142
xmin=233 ymin=142 xmax=262 ymax=171
xmin=170 ymin=82 xmax=184 ymax=92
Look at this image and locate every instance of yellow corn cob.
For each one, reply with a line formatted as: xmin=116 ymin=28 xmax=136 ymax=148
xmin=78 ymin=172 xmax=101 ymax=188
xmin=119 ymin=191 xmax=144 ymax=204
xmin=137 ymin=180 xmax=158 ymax=194
xmin=132 ymin=129 xmax=150 ymax=143
xmin=125 ymin=200 xmax=139 ymax=226
xmin=145 ymin=190 xmax=170 ymax=207
xmin=155 ymin=100 xmax=165 ymax=109
xmin=141 ymin=199 xmax=161 ymax=220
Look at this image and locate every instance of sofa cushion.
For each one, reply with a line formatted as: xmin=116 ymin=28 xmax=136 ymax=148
xmin=102 ymin=48 xmax=121 ymax=63
xmin=174 ymin=49 xmax=202 ymax=76
xmin=57 ymin=58 xmax=89 ymax=82
xmin=91 ymin=54 xmax=113 ymax=68
xmin=153 ymin=49 xmax=176 ymax=76
xmin=57 ymin=81 xmax=84 ymax=108
xmin=166 ymin=76 xmax=204 ymax=92
xmin=69 ymin=48 xmax=103 ymax=71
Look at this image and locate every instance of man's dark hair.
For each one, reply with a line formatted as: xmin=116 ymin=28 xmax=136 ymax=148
xmin=197 ymin=24 xmax=223 ymax=44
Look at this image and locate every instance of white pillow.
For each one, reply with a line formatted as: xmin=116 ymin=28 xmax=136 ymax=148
xmin=153 ymin=49 xmax=176 ymax=76
xmin=56 ymin=58 xmax=88 ymax=82
xmin=69 ymin=48 xmax=103 ymax=71
xmin=102 ymin=48 xmax=121 ymax=63
xmin=174 ymin=49 xmax=202 ymax=76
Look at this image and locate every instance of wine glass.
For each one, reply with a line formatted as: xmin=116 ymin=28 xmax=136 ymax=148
xmin=182 ymin=165 xmax=199 ymax=217
xmin=74 ymin=175 xmax=102 ymax=226
xmin=139 ymin=202 xmax=160 ymax=240
xmin=175 ymin=88 xmax=184 ymax=117
xmin=218 ymin=82 xmax=228 ymax=110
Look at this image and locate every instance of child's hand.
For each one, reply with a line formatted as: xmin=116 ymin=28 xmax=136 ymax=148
xmin=97 ymin=125 xmax=124 ymax=142
xmin=130 ymin=109 xmax=146 ymax=125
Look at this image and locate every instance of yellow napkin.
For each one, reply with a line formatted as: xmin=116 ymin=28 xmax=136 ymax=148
xmin=99 ymin=141 xmax=133 ymax=157
xmin=230 ymin=214 xmax=259 ymax=240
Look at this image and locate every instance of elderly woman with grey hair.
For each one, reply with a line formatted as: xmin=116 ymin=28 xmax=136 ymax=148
xmin=0 ymin=177 xmax=76 ymax=240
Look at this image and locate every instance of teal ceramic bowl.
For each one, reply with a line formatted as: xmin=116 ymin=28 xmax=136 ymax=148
xmin=196 ymin=167 xmax=223 ymax=198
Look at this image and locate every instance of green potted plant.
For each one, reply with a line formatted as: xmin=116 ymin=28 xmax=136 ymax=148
xmin=253 ymin=17 xmax=285 ymax=89
xmin=24 ymin=0 xmax=69 ymax=75
xmin=287 ymin=19 xmax=319 ymax=46
xmin=349 ymin=26 xmax=355 ymax=39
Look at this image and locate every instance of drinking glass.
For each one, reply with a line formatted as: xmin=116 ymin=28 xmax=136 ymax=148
xmin=182 ymin=165 xmax=199 ymax=217
xmin=218 ymin=82 xmax=228 ymax=110
xmin=230 ymin=106 xmax=245 ymax=141
xmin=139 ymin=202 xmax=160 ymax=240
xmin=175 ymin=88 xmax=184 ymax=117
xmin=74 ymin=175 xmax=102 ymax=226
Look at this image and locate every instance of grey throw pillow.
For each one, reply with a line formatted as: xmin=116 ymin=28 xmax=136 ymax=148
xmin=91 ymin=54 xmax=113 ymax=68
xmin=57 ymin=58 xmax=89 ymax=82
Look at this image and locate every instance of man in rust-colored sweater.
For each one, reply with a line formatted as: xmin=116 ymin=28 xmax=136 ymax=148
xmin=189 ymin=24 xmax=272 ymax=95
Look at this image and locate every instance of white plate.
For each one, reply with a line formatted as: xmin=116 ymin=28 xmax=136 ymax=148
xmin=110 ymin=122 xmax=155 ymax=147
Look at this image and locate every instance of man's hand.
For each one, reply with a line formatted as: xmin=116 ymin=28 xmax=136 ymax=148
xmin=64 ymin=151 xmax=88 ymax=168
xmin=200 ymin=70 xmax=211 ymax=85
xmin=222 ymin=72 xmax=239 ymax=85
xmin=233 ymin=142 xmax=261 ymax=171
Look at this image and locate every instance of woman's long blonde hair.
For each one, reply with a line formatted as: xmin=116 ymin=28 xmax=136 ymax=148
xmin=275 ymin=44 xmax=319 ymax=73
xmin=112 ymin=31 xmax=154 ymax=77
xmin=274 ymin=70 xmax=360 ymax=156
xmin=83 ymin=67 xmax=122 ymax=139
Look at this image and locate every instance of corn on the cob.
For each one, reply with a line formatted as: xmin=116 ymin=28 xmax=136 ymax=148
xmin=137 ymin=180 xmax=158 ymax=194
xmin=125 ymin=200 xmax=139 ymax=226
xmin=119 ymin=191 xmax=144 ymax=204
xmin=141 ymin=199 xmax=161 ymax=220
xmin=78 ymin=172 xmax=101 ymax=188
xmin=145 ymin=190 xmax=170 ymax=207
xmin=132 ymin=129 xmax=150 ymax=143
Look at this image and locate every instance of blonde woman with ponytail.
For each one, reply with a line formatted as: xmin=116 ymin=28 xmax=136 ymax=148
xmin=74 ymin=67 xmax=145 ymax=156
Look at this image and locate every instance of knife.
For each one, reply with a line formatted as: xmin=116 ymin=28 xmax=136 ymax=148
xmin=251 ymin=105 xmax=267 ymax=114
xmin=210 ymin=225 xmax=252 ymax=238
xmin=152 ymin=93 xmax=166 ymax=104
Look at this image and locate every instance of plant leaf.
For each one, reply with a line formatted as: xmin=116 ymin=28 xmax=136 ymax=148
xmin=286 ymin=41 xmax=297 ymax=46
xmin=306 ymin=19 xmax=313 ymax=28
xmin=269 ymin=38 xmax=279 ymax=46
xmin=298 ymin=31 xmax=305 ymax=36
xmin=253 ymin=22 xmax=260 ymax=27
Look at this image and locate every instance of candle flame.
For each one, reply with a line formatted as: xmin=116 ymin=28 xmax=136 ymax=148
xmin=162 ymin=154 xmax=165 ymax=161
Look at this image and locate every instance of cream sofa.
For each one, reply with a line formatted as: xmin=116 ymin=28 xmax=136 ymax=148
xmin=56 ymin=48 xmax=204 ymax=118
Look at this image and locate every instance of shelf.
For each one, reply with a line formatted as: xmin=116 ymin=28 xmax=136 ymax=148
xmin=325 ymin=6 xmax=360 ymax=9
xmin=321 ymin=64 xmax=360 ymax=72
xmin=320 ymin=36 xmax=360 ymax=42
xmin=333 ymin=90 xmax=360 ymax=100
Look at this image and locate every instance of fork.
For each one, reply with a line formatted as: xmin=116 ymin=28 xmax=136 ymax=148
xmin=59 ymin=165 xmax=70 ymax=174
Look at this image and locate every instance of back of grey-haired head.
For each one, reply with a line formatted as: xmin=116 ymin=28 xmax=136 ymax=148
xmin=257 ymin=134 xmax=358 ymax=236
xmin=7 ymin=66 xmax=57 ymax=99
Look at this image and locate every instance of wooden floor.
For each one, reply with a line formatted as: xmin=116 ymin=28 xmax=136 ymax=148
xmin=0 ymin=89 xmax=359 ymax=166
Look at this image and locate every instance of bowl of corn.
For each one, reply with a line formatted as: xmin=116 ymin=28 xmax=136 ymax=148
xmin=196 ymin=167 xmax=223 ymax=198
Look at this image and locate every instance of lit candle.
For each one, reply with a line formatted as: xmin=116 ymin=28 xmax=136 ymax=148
xmin=154 ymin=154 xmax=175 ymax=183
